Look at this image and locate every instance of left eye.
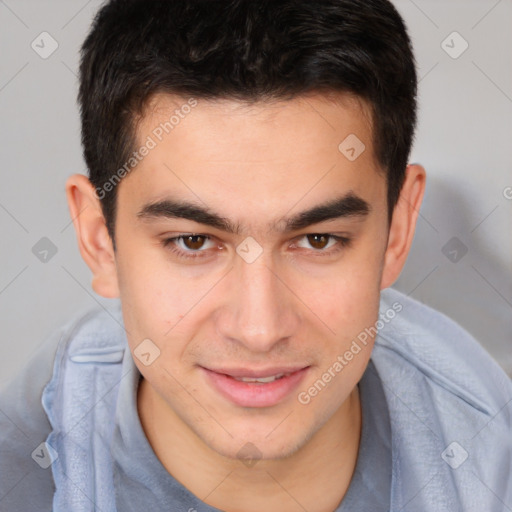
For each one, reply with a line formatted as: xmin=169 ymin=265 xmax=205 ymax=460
xmin=296 ymin=234 xmax=339 ymax=251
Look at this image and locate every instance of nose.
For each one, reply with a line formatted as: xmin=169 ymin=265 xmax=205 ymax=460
xmin=214 ymin=248 xmax=300 ymax=353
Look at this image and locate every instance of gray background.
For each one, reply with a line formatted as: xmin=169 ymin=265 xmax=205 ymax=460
xmin=0 ymin=0 xmax=511 ymax=388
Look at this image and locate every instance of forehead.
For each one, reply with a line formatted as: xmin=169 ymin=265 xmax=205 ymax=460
xmin=118 ymin=91 xmax=385 ymax=233
xmin=140 ymin=90 xmax=374 ymax=143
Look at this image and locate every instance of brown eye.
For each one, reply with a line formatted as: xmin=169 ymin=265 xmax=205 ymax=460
xmin=293 ymin=233 xmax=351 ymax=255
xmin=162 ymin=234 xmax=218 ymax=260
xmin=182 ymin=234 xmax=207 ymax=250
xmin=306 ymin=234 xmax=330 ymax=250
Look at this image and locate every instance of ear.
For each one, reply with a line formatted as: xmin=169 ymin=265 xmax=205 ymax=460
xmin=65 ymin=174 xmax=120 ymax=298
xmin=380 ymin=164 xmax=426 ymax=290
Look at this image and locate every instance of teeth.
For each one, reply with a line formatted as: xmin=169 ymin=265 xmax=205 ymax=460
xmin=233 ymin=373 xmax=286 ymax=383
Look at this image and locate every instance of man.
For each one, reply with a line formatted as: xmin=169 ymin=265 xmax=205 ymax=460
xmin=1 ymin=0 xmax=511 ymax=510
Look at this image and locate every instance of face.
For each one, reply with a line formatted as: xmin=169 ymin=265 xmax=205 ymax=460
xmin=111 ymin=92 xmax=390 ymax=460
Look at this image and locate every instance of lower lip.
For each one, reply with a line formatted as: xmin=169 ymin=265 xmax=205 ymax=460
xmin=202 ymin=367 xmax=310 ymax=408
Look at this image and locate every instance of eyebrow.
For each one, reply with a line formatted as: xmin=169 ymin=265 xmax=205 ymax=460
xmin=136 ymin=192 xmax=371 ymax=234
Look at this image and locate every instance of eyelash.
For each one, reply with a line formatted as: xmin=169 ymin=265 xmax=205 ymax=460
xmin=161 ymin=233 xmax=352 ymax=260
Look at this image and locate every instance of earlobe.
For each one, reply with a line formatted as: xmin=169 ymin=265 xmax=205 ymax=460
xmin=380 ymin=164 xmax=426 ymax=290
xmin=65 ymin=174 xmax=120 ymax=298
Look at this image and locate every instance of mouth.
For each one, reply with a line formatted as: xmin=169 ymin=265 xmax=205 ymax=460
xmin=231 ymin=373 xmax=290 ymax=384
xmin=200 ymin=365 xmax=311 ymax=407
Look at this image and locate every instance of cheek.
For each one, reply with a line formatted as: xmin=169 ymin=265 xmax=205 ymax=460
xmin=115 ymin=246 xmax=185 ymax=343
xmin=115 ymin=246 xmax=221 ymax=373
xmin=295 ymin=267 xmax=381 ymax=413
xmin=304 ymin=253 xmax=383 ymax=341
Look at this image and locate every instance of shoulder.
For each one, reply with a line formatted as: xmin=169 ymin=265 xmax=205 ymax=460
xmin=375 ymin=287 xmax=512 ymax=417
xmin=0 ymin=301 xmax=123 ymax=510
xmin=373 ymin=288 xmax=512 ymax=507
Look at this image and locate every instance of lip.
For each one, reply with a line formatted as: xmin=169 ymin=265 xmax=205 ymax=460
xmin=201 ymin=365 xmax=310 ymax=408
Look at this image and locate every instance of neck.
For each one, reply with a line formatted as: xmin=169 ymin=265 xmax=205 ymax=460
xmin=138 ymin=378 xmax=362 ymax=512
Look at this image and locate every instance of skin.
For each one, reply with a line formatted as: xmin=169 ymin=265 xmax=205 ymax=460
xmin=66 ymin=92 xmax=425 ymax=512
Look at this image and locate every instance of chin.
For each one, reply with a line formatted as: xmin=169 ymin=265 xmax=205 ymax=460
xmin=199 ymin=421 xmax=314 ymax=463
